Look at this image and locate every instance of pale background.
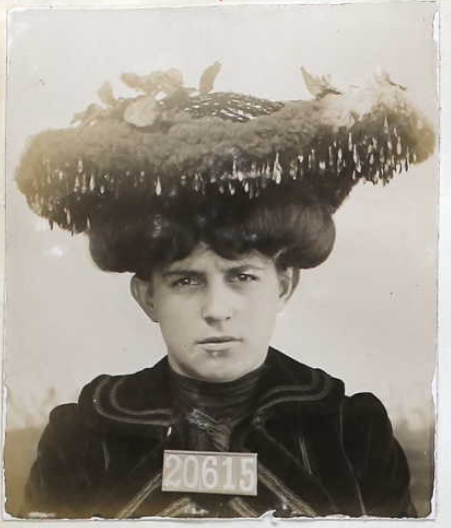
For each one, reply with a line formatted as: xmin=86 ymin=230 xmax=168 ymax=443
xmin=2 ymin=0 xmax=440 ymax=522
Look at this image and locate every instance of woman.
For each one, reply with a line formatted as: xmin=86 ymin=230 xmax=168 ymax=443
xmin=16 ymin=65 xmax=434 ymax=519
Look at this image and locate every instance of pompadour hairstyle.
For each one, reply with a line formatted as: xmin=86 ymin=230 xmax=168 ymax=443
xmin=88 ymin=182 xmax=335 ymax=278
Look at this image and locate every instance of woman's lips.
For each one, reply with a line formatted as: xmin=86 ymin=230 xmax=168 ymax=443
xmin=198 ymin=336 xmax=241 ymax=344
xmin=197 ymin=337 xmax=242 ymax=351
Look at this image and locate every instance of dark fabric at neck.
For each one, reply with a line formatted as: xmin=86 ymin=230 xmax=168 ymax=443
xmin=170 ymin=363 xmax=265 ymax=419
xmin=169 ymin=363 xmax=265 ymax=451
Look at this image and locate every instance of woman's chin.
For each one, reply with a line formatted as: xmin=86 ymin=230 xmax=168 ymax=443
xmin=191 ymin=362 xmax=259 ymax=383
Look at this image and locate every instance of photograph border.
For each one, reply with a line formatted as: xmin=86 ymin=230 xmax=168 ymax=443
xmin=1 ymin=0 xmax=448 ymax=526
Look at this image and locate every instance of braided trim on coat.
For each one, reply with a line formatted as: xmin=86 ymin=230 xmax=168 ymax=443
xmin=116 ymin=472 xmax=162 ymax=519
xmin=93 ymin=377 xmax=172 ymax=425
xmin=228 ymin=497 xmax=259 ymax=518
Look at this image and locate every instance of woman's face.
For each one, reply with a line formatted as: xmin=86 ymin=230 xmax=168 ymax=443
xmin=132 ymin=244 xmax=299 ymax=382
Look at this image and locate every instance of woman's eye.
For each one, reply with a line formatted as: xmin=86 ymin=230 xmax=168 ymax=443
xmin=172 ymin=277 xmax=200 ymax=287
xmin=231 ymin=273 xmax=258 ymax=283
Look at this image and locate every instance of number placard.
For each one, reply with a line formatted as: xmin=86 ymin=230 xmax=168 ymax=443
xmin=162 ymin=450 xmax=257 ymax=496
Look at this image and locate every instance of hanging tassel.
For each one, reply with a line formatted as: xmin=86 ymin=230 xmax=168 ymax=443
xmin=254 ymin=178 xmax=260 ymax=196
xmin=266 ymin=162 xmax=273 ymax=179
xmin=155 ymin=177 xmax=162 ymax=195
xmin=89 ymin=174 xmax=96 ymax=191
xmin=250 ymin=162 xmax=258 ymax=179
xmin=328 ymin=146 xmax=334 ymax=168
xmin=289 ymin=159 xmax=298 ymax=179
xmin=310 ymin=148 xmax=317 ymax=169
xmin=374 ymin=169 xmax=380 ymax=183
xmin=249 ymin=181 xmax=254 ymax=199
xmin=387 ymin=138 xmax=393 ymax=152
xmin=272 ymin=152 xmax=283 ymax=184
xmin=81 ymin=174 xmax=88 ymax=193
xmin=232 ymin=158 xmax=238 ymax=179
xmin=353 ymin=144 xmax=359 ymax=165
xmin=193 ymin=173 xmax=201 ymax=192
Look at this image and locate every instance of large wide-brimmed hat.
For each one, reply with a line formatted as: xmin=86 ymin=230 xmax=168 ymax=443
xmin=16 ymin=63 xmax=435 ymax=234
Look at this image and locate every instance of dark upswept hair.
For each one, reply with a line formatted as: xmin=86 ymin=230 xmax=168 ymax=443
xmin=87 ymin=181 xmax=336 ymax=280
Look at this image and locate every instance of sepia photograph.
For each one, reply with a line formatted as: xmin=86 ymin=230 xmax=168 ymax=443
xmin=3 ymin=2 xmax=438 ymax=520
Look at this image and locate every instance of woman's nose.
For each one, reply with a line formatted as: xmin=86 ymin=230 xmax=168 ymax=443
xmin=201 ymin=280 xmax=234 ymax=323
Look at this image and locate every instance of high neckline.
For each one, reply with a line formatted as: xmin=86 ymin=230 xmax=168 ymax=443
xmin=169 ymin=362 xmax=266 ymax=451
xmin=171 ymin=363 xmax=267 ymax=417
xmin=169 ymin=362 xmax=266 ymax=398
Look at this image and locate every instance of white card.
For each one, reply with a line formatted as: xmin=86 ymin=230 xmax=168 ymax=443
xmin=162 ymin=450 xmax=257 ymax=496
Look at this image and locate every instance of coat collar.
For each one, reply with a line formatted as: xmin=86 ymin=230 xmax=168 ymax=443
xmin=78 ymin=347 xmax=345 ymax=437
xmin=78 ymin=348 xmax=359 ymax=518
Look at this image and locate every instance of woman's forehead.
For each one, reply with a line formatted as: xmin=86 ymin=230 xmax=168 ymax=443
xmin=162 ymin=245 xmax=273 ymax=274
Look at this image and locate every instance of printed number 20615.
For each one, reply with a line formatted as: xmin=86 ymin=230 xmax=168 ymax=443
xmin=162 ymin=450 xmax=257 ymax=496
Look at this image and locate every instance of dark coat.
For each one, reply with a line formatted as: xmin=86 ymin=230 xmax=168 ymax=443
xmin=22 ymin=348 xmax=414 ymax=519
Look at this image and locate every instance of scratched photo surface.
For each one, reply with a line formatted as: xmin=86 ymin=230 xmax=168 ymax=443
xmin=4 ymin=3 xmax=437 ymax=519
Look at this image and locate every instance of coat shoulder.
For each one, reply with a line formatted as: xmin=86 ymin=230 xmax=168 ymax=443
xmin=341 ymin=392 xmax=414 ymax=517
xmin=43 ymin=402 xmax=87 ymax=441
xmin=22 ymin=401 xmax=107 ymax=519
xmin=341 ymin=391 xmax=396 ymax=465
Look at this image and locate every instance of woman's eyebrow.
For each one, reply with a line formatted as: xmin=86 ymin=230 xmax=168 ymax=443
xmin=224 ymin=264 xmax=265 ymax=273
xmin=161 ymin=270 xmax=204 ymax=278
xmin=161 ymin=264 xmax=265 ymax=277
